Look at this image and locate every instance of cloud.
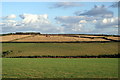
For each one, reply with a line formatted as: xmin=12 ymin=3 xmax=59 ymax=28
xmin=72 ymin=5 xmax=118 ymax=34
xmin=1 ymin=13 xmax=118 ymax=34
xmin=94 ymin=17 xmax=118 ymax=28
xmin=3 ymin=14 xmax=16 ymax=19
xmin=89 ymin=28 xmax=118 ymax=35
xmin=63 ymin=24 xmax=83 ymax=32
xmin=109 ymin=2 xmax=119 ymax=8
xmin=79 ymin=20 xmax=87 ymax=23
xmin=75 ymin=5 xmax=113 ymax=18
xmin=55 ymin=16 xmax=82 ymax=23
xmin=55 ymin=16 xmax=87 ymax=32
xmin=55 ymin=15 xmax=118 ymax=34
xmin=50 ymin=2 xmax=82 ymax=8
xmin=74 ymin=11 xmax=83 ymax=16
xmin=1 ymin=14 xmax=63 ymax=34
xmin=92 ymin=20 xmax=97 ymax=23
xmin=55 ymin=16 xmax=101 ymax=24
xmin=19 ymin=14 xmax=50 ymax=24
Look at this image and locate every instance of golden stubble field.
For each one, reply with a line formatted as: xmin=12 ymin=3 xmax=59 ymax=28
xmin=1 ymin=34 xmax=119 ymax=42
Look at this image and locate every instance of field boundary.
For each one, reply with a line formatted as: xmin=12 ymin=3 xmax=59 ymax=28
xmin=0 ymin=41 xmax=119 ymax=43
xmin=0 ymin=40 xmax=120 ymax=43
xmin=4 ymin=54 xmax=119 ymax=58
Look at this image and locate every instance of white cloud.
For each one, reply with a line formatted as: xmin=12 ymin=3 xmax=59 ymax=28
xmin=55 ymin=16 xmax=86 ymax=32
xmin=72 ymin=5 xmax=118 ymax=34
xmin=92 ymin=20 xmax=97 ymax=23
xmin=3 ymin=14 xmax=16 ymax=19
xmin=79 ymin=20 xmax=87 ymax=23
xmin=50 ymin=2 xmax=83 ymax=8
xmin=1 ymin=14 xmax=63 ymax=34
xmin=19 ymin=14 xmax=50 ymax=24
xmin=55 ymin=15 xmax=118 ymax=34
xmin=102 ymin=18 xmax=108 ymax=23
xmin=95 ymin=17 xmax=118 ymax=28
xmin=5 ymin=20 xmax=16 ymax=23
xmin=72 ymin=24 xmax=83 ymax=31
xmin=1 ymin=13 xmax=118 ymax=34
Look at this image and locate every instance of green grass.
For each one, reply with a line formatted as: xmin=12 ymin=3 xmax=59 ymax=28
xmin=2 ymin=42 xmax=119 ymax=57
xmin=2 ymin=58 xmax=118 ymax=78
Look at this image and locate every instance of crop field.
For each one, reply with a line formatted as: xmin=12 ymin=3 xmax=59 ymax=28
xmin=12 ymin=35 xmax=109 ymax=42
xmin=1 ymin=35 xmax=31 ymax=42
xmin=106 ymin=37 xmax=119 ymax=40
xmin=14 ymin=35 xmax=78 ymax=42
xmin=2 ymin=42 xmax=119 ymax=57
xmin=0 ymin=34 xmax=119 ymax=42
xmin=2 ymin=58 xmax=118 ymax=78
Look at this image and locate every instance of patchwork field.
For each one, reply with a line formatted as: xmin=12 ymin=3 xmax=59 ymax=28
xmin=0 ymin=34 xmax=119 ymax=42
xmin=2 ymin=42 xmax=119 ymax=57
xmin=2 ymin=58 xmax=118 ymax=78
xmin=1 ymin=34 xmax=119 ymax=79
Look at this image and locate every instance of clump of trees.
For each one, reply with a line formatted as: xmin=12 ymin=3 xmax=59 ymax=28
xmin=15 ymin=32 xmax=41 ymax=35
xmin=2 ymin=50 xmax=13 ymax=57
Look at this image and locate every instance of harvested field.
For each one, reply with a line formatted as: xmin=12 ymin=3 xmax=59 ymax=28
xmin=75 ymin=35 xmax=106 ymax=38
xmin=80 ymin=35 xmax=106 ymax=37
xmin=0 ymin=35 xmax=32 ymax=42
xmin=14 ymin=35 xmax=77 ymax=42
xmin=14 ymin=35 xmax=109 ymax=42
xmin=72 ymin=37 xmax=109 ymax=41
xmin=1 ymin=34 xmax=119 ymax=42
xmin=106 ymin=37 xmax=119 ymax=40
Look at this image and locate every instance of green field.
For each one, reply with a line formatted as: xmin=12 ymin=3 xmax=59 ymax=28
xmin=2 ymin=58 xmax=118 ymax=78
xmin=2 ymin=42 xmax=119 ymax=78
xmin=2 ymin=42 xmax=119 ymax=57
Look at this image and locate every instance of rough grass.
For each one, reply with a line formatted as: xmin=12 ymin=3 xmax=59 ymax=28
xmin=2 ymin=42 xmax=119 ymax=57
xmin=2 ymin=58 xmax=118 ymax=78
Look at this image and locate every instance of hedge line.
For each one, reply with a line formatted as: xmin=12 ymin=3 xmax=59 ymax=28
xmin=4 ymin=54 xmax=119 ymax=58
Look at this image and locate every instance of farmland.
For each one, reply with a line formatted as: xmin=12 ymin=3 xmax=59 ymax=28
xmin=1 ymin=35 xmax=31 ymax=42
xmin=2 ymin=42 xmax=119 ymax=57
xmin=1 ymin=33 xmax=119 ymax=79
xmin=2 ymin=58 xmax=118 ymax=78
xmin=0 ymin=34 xmax=120 ymax=42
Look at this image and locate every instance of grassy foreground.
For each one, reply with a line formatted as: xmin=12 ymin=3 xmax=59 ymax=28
xmin=2 ymin=42 xmax=119 ymax=57
xmin=2 ymin=58 xmax=118 ymax=78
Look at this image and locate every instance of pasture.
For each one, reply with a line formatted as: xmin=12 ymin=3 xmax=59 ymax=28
xmin=2 ymin=42 xmax=119 ymax=57
xmin=2 ymin=58 xmax=118 ymax=78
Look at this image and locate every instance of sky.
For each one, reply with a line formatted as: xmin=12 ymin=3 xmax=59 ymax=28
xmin=0 ymin=2 xmax=119 ymax=34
